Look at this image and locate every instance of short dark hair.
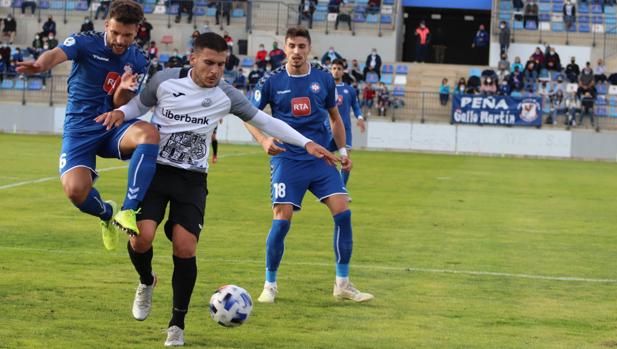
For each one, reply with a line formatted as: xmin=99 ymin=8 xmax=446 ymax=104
xmin=194 ymin=32 xmax=228 ymax=52
xmin=109 ymin=0 xmax=144 ymax=24
xmin=285 ymin=26 xmax=311 ymax=44
xmin=332 ymin=58 xmax=345 ymax=67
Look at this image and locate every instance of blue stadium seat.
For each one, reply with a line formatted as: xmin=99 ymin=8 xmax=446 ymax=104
xmin=365 ymin=72 xmax=378 ymax=83
xmin=499 ymin=2 xmax=512 ymax=10
xmin=381 ymin=15 xmax=392 ymax=24
xmin=27 ymin=79 xmax=43 ymax=90
xmin=159 ymin=54 xmax=170 ymax=63
xmin=592 ymin=4 xmax=603 ymax=14
xmin=314 ymin=11 xmax=326 ymax=21
xmin=232 ymin=8 xmax=244 ymax=17
xmin=539 ymin=14 xmax=550 ymax=21
xmin=606 ymin=16 xmax=617 ymax=24
xmin=579 ymin=15 xmax=590 ymax=23
xmin=39 ymin=0 xmax=50 ymax=9
xmin=551 ymin=3 xmax=561 ymax=12
xmin=597 ymin=83 xmax=608 ymax=94
xmin=241 ymin=57 xmax=253 ymax=68
xmin=352 ymin=13 xmax=365 ymax=22
xmin=566 ymin=23 xmax=577 ymax=32
xmin=525 ymin=21 xmax=538 ymax=30
xmin=353 ymin=5 xmax=366 ymax=14
xmin=1 ymin=80 xmax=13 ymax=89
xmin=382 ymin=64 xmax=393 ymax=74
xmin=195 ymin=0 xmax=207 ymax=5
xmin=194 ymin=6 xmax=205 ymax=16
xmin=609 ymin=95 xmax=617 ymax=106
xmin=469 ymin=68 xmax=482 ymax=77
xmin=11 ymin=0 xmax=22 ymax=8
xmin=597 ymin=95 xmax=608 ymax=105
xmin=540 ymin=3 xmax=551 ymax=12
xmin=393 ymin=86 xmax=405 ymax=97
xmin=513 ymin=21 xmax=524 ymax=30
xmin=316 ymin=3 xmax=327 ymax=11
xmin=380 ymin=74 xmax=392 ymax=84
xmin=143 ymin=4 xmax=154 ymax=13
xmin=593 ymin=15 xmax=603 ymax=24
xmin=14 ymin=79 xmax=25 ymax=89
xmin=395 ymin=65 xmax=408 ymax=74
xmin=66 ymin=1 xmax=75 ymax=10
xmin=50 ymin=0 xmax=63 ymax=9
xmin=356 ymin=0 xmax=368 ymax=4
xmin=144 ymin=0 xmax=157 ymax=4
xmin=579 ymin=23 xmax=591 ymax=32
xmin=75 ymin=1 xmax=88 ymax=11
xmin=579 ymin=4 xmax=589 ymax=13
xmin=539 ymin=0 xmax=550 ymax=3
xmin=552 ymin=22 xmax=565 ymax=31
xmin=595 ymin=106 xmax=608 ymax=116
xmin=366 ymin=14 xmax=378 ymax=23
xmin=167 ymin=4 xmax=179 ymax=14
xmin=207 ymin=7 xmax=216 ymax=16
xmin=609 ymin=107 xmax=617 ymax=117
xmin=606 ymin=5 xmax=617 ymax=15
xmin=383 ymin=0 xmax=393 ymax=4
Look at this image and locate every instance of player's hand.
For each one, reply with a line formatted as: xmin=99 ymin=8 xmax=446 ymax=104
xmin=340 ymin=155 xmax=352 ymax=172
xmin=261 ymin=137 xmax=286 ymax=155
xmin=94 ymin=110 xmax=125 ymax=130
xmin=118 ymin=71 xmax=138 ymax=92
xmin=357 ymin=118 xmax=366 ymax=133
xmin=305 ymin=141 xmax=340 ymax=166
xmin=16 ymin=61 xmax=43 ymax=75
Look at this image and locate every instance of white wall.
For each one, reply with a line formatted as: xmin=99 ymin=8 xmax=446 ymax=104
xmin=489 ymin=42 xmax=592 ymax=68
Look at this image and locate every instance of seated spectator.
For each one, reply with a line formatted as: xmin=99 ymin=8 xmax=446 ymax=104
xmin=0 ymin=58 xmax=4 ymax=83
xmin=497 ymin=53 xmax=511 ymax=81
xmin=362 ymin=82 xmax=376 ymax=115
xmin=188 ymin=31 xmax=200 ymax=50
xmin=248 ymin=64 xmax=263 ymax=91
xmin=538 ymin=79 xmax=553 ymax=105
xmin=509 ymin=66 xmax=524 ymax=91
xmin=513 ymin=0 xmax=524 ymax=11
xmin=147 ymin=57 xmax=163 ymax=78
xmin=46 ymin=33 xmax=58 ymax=50
xmin=12 ymin=47 xmax=23 ymax=62
xmin=565 ymin=57 xmax=580 ymax=83
xmin=466 ymin=75 xmax=481 ymax=94
xmin=511 ymin=56 xmax=524 ymax=73
xmin=175 ymin=0 xmax=194 ymax=24
xmin=21 ymin=0 xmax=37 ymax=15
xmin=498 ymin=79 xmax=511 ymax=95
xmin=269 ymin=41 xmax=286 ymax=69
xmin=225 ymin=49 xmax=239 ymax=72
xmin=255 ymin=43 xmax=268 ymax=69
xmin=439 ymin=78 xmax=450 ymax=106
xmin=147 ymin=41 xmax=158 ymax=60
xmin=576 ymin=84 xmax=597 ymax=128
xmin=42 ymin=16 xmax=56 ymax=37
xmin=454 ymin=77 xmax=467 ymax=95
xmin=95 ymin=0 xmax=111 ymax=20
xmin=335 ymin=6 xmax=353 ymax=31
xmin=523 ymin=61 xmax=538 ymax=91
xmin=350 ymin=59 xmax=363 ymax=82
xmin=233 ymin=68 xmax=247 ymax=90
xmin=579 ymin=62 xmax=594 ymax=88
xmin=552 ymin=75 xmax=565 ymax=94
xmin=364 ymin=48 xmax=382 ymax=79
xmin=223 ymin=31 xmax=234 ymax=53
xmin=7 ymin=58 xmax=18 ymax=77
xmin=564 ymin=91 xmax=580 ymax=127
xmin=321 ymin=47 xmax=342 ymax=65
xmin=545 ymin=47 xmax=561 ymax=72
xmin=480 ymin=76 xmax=497 ymax=95
xmin=367 ymin=0 xmax=380 ymax=14
xmin=0 ymin=43 xmax=10 ymax=68
xmin=548 ymin=89 xmax=566 ymax=125
xmin=530 ymin=47 xmax=545 ymax=70
xmin=166 ymin=49 xmax=183 ymax=68
xmin=563 ymin=0 xmax=576 ymax=30
xmin=2 ymin=14 xmax=16 ymax=45
xmin=80 ymin=16 xmax=94 ymax=33
xmin=328 ymin=0 xmax=341 ymax=13
xmin=215 ymin=0 xmax=232 ymax=26
xmin=136 ymin=18 xmax=152 ymax=47
xmin=376 ymin=82 xmax=390 ymax=116
xmin=298 ymin=0 xmax=317 ymax=29
xmin=524 ymin=0 xmax=539 ymax=28
xmin=594 ymin=58 xmax=607 ymax=83
xmin=30 ymin=34 xmax=44 ymax=59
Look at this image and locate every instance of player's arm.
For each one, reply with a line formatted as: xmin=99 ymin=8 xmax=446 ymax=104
xmin=328 ymin=106 xmax=352 ymax=171
xmin=351 ymin=89 xmax=366 ymax=133
xmin=112 ymin=71 xmax=138 ymax=108
xmin=16 ymin=47 xmax=67 ymax=74
xmin=244 ymin=122 xmax=285 ymax=155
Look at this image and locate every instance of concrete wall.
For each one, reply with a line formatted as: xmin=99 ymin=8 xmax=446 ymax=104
xmin=3 ymin=103 xmax=617 ymax=161
xmin=489 ymin=42 xmax=592 ymax=69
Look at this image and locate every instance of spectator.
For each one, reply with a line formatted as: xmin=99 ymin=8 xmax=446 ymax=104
xmin=136 ymin=18 xmax=152 ymax=47
xmin=147 ymin=57 xmax=163 ymax=78
xmin=12 ymin=47 xmax=23 ymax=62
xmin=21 ymin=0 xmax=37 ymax=15
xmin=513 ymin=0 xmax=524 ymax=11
xmin=414 ymin=21 xmax=430 ymax=63
xmin=248 ymin=64 xmax=263 ymax=91
xmin=552 ymin=75 xmax=565 ymax=94
xmin=182 ymin=49 xmax=191 ymax=66
xmin=298 ymin=0 xmax=316 ymax=29
xmin=454 ymin=77 xmax=467 ymax=95
xmin=255 ymin=43 xmax=268 ymax=69
xmin=80 ymin=16 xmax=94 ymax=33
xmin=523 ymin=61 xmax=538 ymax=91
xmin=188 ymin=30 xmax=200 ymax=49
xmin=376 ymin=82 xmax=390 ymax=116
xmin=432 ymin=27 xmax=447 ymax=63
xmin=576 ymin=84 xmax=597 ymax=128
xmin=215 ymin=0 xmax=232 ymax=26
xmin=268 ymin=41 xmax=286 ymax=69
xmin=166 ymin=50 xmax=183 ymax=68
xmin=498 ymin=79 xmax=511 ymax=95
xmin=579 ymin=62 xmax=594 ymax=88
xmin=0 ymin=43 xmax=10 ymax=68
xmin=472 ymin=24 xmax=489 ymax=61
xmin=497 ymin=53 xmax=511 ymax=81
xmin=364 ymin=48 xmax=382 ymax=79
xmin=362 ymin=82 xmax=376 ymax=116
xmin=524 ymin=0 xmax=539 ymax=28
xmin=328 ymin=0 xmax=341 ymax=13
xmin=42 ymin=16 xmax=56 ymax=37
xmin=223 ymin=31 xmax=234 ymax=53
xmin=335 ymin=5 xmax=352 ymax=31
xmin=499 ymin=21 xmax=510 ymax=54
xmin=225 ymin=49 xmax=239 ymax=72
xmin=563 ymin=0 xmax=576 ymax=30
xmin=233 ymin=67 xmax=247 ymax=90
xmin=530 ymin=47 xmax=545 ymax=70
xmin=321 ymin=47 xmax=342 ymax=65
xmin=564 ymin=91 xmax=580 ymax=127
xmin=545 ymin=46 xmax=561 ymax=72
xmin=0 ymin=58 xmax=4 ymax=83
xmin=439 ymin=78 xmax=450 ymax=105
xmin=147 ymin=41 xmax=158 ymax=60
xmin=480 ymin=76 xmax=497 ymax=95
xmin=177 ymin=0 xmax=195 ymax=24
xmin=566 ymin=57 xmax=580 ymax=83
xmin=367 ymin=0 xmax=380 ymax=14
xmin=350 ymin=59 xmax=363 ymax=82
xmin=2 ymin=14 xmax=16 ymax=45
xmin=46 ymin=33 xmax=58 ymax=50
xmin=511 ymin=56 xmax=524 ymax=73
xmin=30 ymin=34 xmax=44 ymax=59
xmin=95 ymin=0 xmax=111 ymax=20
xmin=547 ymin=89 xmax=565 ymax=125
xmin=509 ymin=66 xmax=524 ymax=91
xmin=594 ymin=58 xmax=607 ymax=83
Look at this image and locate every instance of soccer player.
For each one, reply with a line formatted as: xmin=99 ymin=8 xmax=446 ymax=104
xmin=95 ymin=32 xmax=338 ymax=346
xmin=16 ymin=0 xmax=158 ymax=250
xmin=245 ymin=26 xmax=374 ymax=304
xmin=328 ymin=58 xmax=366 ymax=199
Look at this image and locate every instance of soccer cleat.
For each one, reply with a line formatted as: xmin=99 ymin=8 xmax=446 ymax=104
xmin=164 ymin=325 xmax=185 ymax=347
xmin=132 ymin=272 xmax=157 ymax=321
xmin=100 ymin=200 xmax=119 ymax=251
xmin=113 ymin=208 xmax=140 ymax=236
xmin=257 ymin=285 xmax=278 ymax=303
xmin=212 ymin=155 xmax=218 ymax=164
xmin=347 ymin=196 xmax=352 ymax=203
xmin=333 ymin=281 xmax=374 ymax=302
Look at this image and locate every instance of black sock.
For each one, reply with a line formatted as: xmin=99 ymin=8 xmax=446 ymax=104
xmin=212 ymin=139 xmax=218 ymax=156
xmin=127 ymin=241 xmax=154 ymax=286
xmin=169 ymin=255 xmax=197 ymax=330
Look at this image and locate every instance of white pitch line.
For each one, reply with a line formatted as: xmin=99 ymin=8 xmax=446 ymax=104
xmin=0 ymin=152 xmax=260 ymax=191
xmin=0 ymin=245 xmax=615 ymax=284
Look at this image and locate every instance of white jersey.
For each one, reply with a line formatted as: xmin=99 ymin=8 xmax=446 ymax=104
xmin=139 ymin=68 xmax=258 ymax=173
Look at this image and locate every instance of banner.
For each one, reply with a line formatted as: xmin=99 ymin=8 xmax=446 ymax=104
xmin=451 ymin=94 xmax=542 ymax=127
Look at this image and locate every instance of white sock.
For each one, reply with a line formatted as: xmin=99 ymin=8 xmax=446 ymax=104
xmin=336 ymin=276 xmax=349 ymax=287
xmin=264 ymin=281 xmax=277 ymax=289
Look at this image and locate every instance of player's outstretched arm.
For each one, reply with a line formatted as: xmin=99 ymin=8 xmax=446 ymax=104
xmin=328 ymin=106 xmax=352 ymax=171
xmin=94 ymin=94 xmax=151 ymax=130
xmin=16 ymin=47 xmax=67 ymax=75
xmin=243 ymin=122 xmax=286 ymax=155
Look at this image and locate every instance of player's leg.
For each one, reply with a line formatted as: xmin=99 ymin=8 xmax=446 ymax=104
xmin=211 ymin=129 xmax=218 ymax=163
xmin=108 ymin=120 xmax=159 ymax=235
xmin=313 ymin=161 xmax=373 ymax=302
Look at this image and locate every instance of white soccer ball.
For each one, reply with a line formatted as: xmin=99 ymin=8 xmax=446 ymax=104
xmin=209 ymin=285 xmax=253 ymax=327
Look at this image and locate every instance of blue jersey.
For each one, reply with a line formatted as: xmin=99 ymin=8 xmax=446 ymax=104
xmin=59 ymin=32 xmax=148 ymax=135
xmin=325 ymin=82 xmax=362 ymax=137
xmin=252 ymin=63 xmax=337 ymax=160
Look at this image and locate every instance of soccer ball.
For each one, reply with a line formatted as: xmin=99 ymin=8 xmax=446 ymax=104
xmin=209 ymin=285 xmax=253 ymax=327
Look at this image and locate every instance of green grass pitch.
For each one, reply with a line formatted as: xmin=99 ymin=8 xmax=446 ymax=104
xmin=0 ymin=133 xmax=616 ymax=348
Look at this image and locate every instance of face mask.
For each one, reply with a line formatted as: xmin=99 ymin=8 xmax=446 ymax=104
xmin=85 ymin=19 xmax=90 ymax=23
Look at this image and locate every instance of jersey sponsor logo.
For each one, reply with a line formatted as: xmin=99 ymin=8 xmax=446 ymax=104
xmin=343 ymin=88 xmax=349 ymax=94
xmin=103 ymin=72 xmax=120 ymax=94
xmin=161 ymin=107 xmax=210 ymax=125
xmin=291 ymin=97 xmax=311 ymax=117
xmin=276 ymin=89 xmax=291 ymax=95
xmin=63 ymin=37 xmax=76 ymax=47
xmin=92 ymin=54 xmax=110 ymax=62
xmin=337 ymin=94 xmax=344 ymax=106
xmin=254 ymin=89 xmax=262 ymax=102
xmin=172 ymin=92 xmax=186 ymax=97
xmin=310 ymin=82 xmax=321 ymax=93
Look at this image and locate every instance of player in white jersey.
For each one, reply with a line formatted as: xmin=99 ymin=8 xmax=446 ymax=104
xmin=95 ymin=32 xmax=337 ymax=347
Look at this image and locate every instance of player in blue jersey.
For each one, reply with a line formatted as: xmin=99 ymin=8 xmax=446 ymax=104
xmin=16 ymin=0 xmax=159 ymax=250
xmin=327 ymin=59 xmax=366 ymax=200
xmin=245 ymin=26 xmax=374 ymax=303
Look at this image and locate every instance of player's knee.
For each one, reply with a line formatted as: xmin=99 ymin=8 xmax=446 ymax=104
xmin=130 ymin=234 xmax=154 ymax=253
xmin=63 ymin=181 xmax=91 ymax=205
xmin=134 ymin=122 xmax=160 ymax=144
xmin=173 ymin=243 xmax=196 ymax=258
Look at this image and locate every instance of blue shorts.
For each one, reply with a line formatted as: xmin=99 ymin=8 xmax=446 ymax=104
xmin=59 ymin=120 xmax=140 ymax=179
xmin=270 ymin=157 xmax=347 ymax=210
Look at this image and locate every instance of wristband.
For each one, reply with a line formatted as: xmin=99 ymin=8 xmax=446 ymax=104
xmin=357 ymin=115 xmax=364 ymax=120
xmin=339 ymin=147 xmax=348 ymax=157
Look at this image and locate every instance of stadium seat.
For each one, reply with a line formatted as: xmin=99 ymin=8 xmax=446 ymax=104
xmin=592 ymin=15 xmax=603 ymax=24
xmin=395 ymin=65 xmax=408 ymax=75
xmin=356 ymin=0 xmax=368 ymax=4
xmin=316 ymin=3 xmax=327 ymax=11
xmin=540 ymin=3 xmax=551 ymax=12
xmin=605 ymin=16 xmax=617 ymax=25
xmin=65 ymin=1 xmax=74 ymax=10
xmin=595 ymin=106 xmax=608 ymax=116
xmin=606 ymin=5 xmax=617 ymax=15
xmin=232 ymin=8 xmax=244 ymax=17
xmin=11 ymin=0 xmax=21 ymax=8
xmin=469 ymin=68 xmax=482 ymax=78
xmin=194 ymin=6 xmax=206 ymax=16
xmin=579 ymin=23 xmax=591 ymax=32
xmin=383 ymin=0 xmax=393 ymax=4
xmin=314 ymin=11 xmax=327 ymax=21
xmin=393 ymin=75 xmax=407 ymax=85
xmin=380 ymin=74 xmax=392 ymax=84
xmin=552 ymin=22 xmax=565 ymax=31
xmin=352 ymin=13 xmax=365 ymax=22
xmin=579 ymin=4 xmax=589 ymax=13
xmin=159 ymin=54 xmax=170 ymax=63
xmin=566 ymin=22 xmax=577 ymax=32
xmin=609 ymin=85 xmax=617 ymax=95
xmin=241 ymin=57 xmax=253 ymax=68
xmin=539 ymin=0 xmax=550 ymax=3
xmin=579 ymin=15 xmax=590 ymax=23
xmin=382 ymin=64 xmax=393 ymax=74
xmin=161 ymin=35 xmax=173 ymax=49
xmin=75 ymin=1 xmax=88 ymax=10
xmin=525 ymin=20 xmax=538 ymax=30
xmin=353 ymin=5 xmax=366 ymax=13
xmin=1 ymin=80 xmax=13 ymax=89
xmin=539 ymin=13 xmax=550 ymax=21
xmin=551 ymin=3 xmax=561 ymax=12
xmin=381 ymin=15 xmax=392 ymax=24
xmin=365 ymin=72 xmax=378 ymax=83
xmin=14 ymin=79 xmax=25 ymax=89
xmin=592 ymin=4 xmax=603 ymax=14
xmin=143 ymin=4 xmax=154 ymax=13
xmin=167 ymin=4 xmax=179 ymax=14
xmin=539 ymin=22 xmax=551 ymax=31
xmin=366 ymin=14 xmax=378 ymax=23
xmin=207 ymin=7 xmax=216 ymax=16
xmin=393 ymin=86 xmax=405 ymax=97
xmin=597 ymin=83 xmax=608 ymax=94
xmin=39 ymin=0 xmax=49 ymax=9
xmin=195 ymin=0 xmax=207 ymax=6
xmin=513 ymin=21 xmax=524 ymax=30
xmin=609 ymin=107 xmax=617 ymax=117
xmin=50 ymin=0 xmax=63 ymax=9
xmin=499 ymin=2 xmax=511 ymax=11
xmin=500 ymin=12 xmax=512 ymax=21
xmin=27 ymin=79 xmax=43 ymax=90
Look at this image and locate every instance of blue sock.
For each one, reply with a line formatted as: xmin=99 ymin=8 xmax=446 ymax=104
xmin=265 ymin=219 xmax=291 ymax=283
xmin=122 ymin=144 xmax=158 ymax=210
xmin=76 ymin=187 xmax=112 ymax=221
xmin=333 ymin=210 xmax=353 ymax=277
xmin=341 ymin=170 xmax=350 ymax=187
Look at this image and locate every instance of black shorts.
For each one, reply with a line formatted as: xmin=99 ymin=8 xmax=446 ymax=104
xmin=137 ymin=164 xmax=208 ymax=241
